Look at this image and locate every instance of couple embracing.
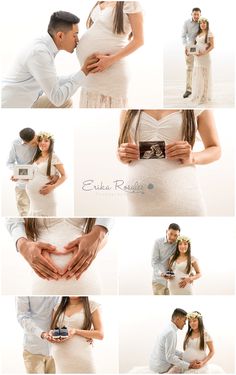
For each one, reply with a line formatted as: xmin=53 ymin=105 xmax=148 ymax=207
xmin=149 ymin=308 xmax=224 ymax=374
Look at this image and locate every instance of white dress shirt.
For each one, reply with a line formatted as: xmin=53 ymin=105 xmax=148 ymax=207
xmin=16 ymin=297 xmax=59 ymax=356
xmin=181 ymin=18 xmax=200 ymax=46
xmin=6 ymin=217 xmax=114 ymax=247
xmin=2 ymin=34 xmax=86 ymax=108
xmin=149 ymin=322 xmax=190 ymax=373
xmin=151 ymin=237 xmax=177 ymax=285
xmin=6 ymin=138 xmax=37 ymax=189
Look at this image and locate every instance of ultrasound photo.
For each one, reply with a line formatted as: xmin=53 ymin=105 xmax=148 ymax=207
xmin=139 ymin=141 xmax=165 ymax=159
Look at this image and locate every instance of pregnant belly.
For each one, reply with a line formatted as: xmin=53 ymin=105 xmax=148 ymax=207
xmin=183 ymin=348 xmax=206 ymax=362
xmin=52 ymin=336 xmax=95 ymax=373
xmin=37 ymin=223 xmax=83 ymax=271
xmin=26 ymin=174 xmax=49 ymax=194
xmin=32 ymin=221 xmax=101 ymax=295
xmin=126 ymin=160 xmax=206 ymax=215
xmin=77 ymin=30 xmax=126 ymax=64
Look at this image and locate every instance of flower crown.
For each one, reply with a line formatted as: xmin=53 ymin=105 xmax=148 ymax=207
xmin=187 ymin=312 xmax=202 ymax=320
xmin=177 ymin=235 xmax=191 ymax=243
xmin=198 ymin=17 xmax=208 ymax=23
xmin=37 ymin=131 xmax=54 ymax=140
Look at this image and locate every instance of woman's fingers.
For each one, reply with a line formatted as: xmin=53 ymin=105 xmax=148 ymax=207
xmin=65 ymin=253 xmax=94 ymax=279
xmin=33 ymin=266 xmax=48 ymax=280
xmin=64 ymin=238 xmax=80 ymax=250
xmin=118 ymin=143 xmax=139 ymax=161
xmin=75 ymin=256 xmax=95 ymax=280
xmin=166 ymin=142 xmax=191 ymax=158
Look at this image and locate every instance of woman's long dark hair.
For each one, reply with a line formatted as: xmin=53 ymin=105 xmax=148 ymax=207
xmin=32 ymin=135 xmax=54 ymax=177
xmin=50 ymin=297 xmax=92 ymax=330
xmin=118 ymin=110 xmax=197 ymax=148
xmin=183 ymin=311 xmax=205 ymax=351
xmin=24 ymin=218 xmax=97 ymax=241
xmin=87 ymin=2 xmax=127 ymax=35
xmin=195 ymin=19 xmax=210 ymax=44
xmin=169 ymin=239 xmax=192 ymax=274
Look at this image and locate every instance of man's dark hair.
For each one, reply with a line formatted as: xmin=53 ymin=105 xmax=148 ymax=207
xmin=168 ymin=223 xmax=181 ymax=232
xmin=48 ymin=11 xmax=80 ymax=36
xmin=192 ymin=7 xmax=201 ymax=13
xmin=172 ymin=308 xmax=187 ymax=320
xmin=19 ymin=128 xmax=35 ymax=143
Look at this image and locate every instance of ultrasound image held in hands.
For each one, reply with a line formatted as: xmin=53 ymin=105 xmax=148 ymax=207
xmin=139 ymin=141 xmax=165 ymax=159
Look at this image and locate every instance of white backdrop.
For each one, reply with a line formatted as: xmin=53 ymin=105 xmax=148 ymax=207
xmin=74 ymin=109 xmax=235 ymax=216
xmin=115 ymin=217 xmax=236 ymax=295
xmin=0 ymin=296 xmax=119 ymax=374
xmin=163 ymin=0 xmax=235 ymax=107
xmin=0 ymin=218 xmax=118 ymax=295
xmin=119 ymin=296 xmax=235 ymax=373
xmin=0 ymin=0 xmax=163 ymax=108
xmin=0 ymin=110 xmax=75 ymax=216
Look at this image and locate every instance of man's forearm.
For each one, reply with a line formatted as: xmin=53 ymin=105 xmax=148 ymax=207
xmin=5 ymin=218 xmax=27 ymax=249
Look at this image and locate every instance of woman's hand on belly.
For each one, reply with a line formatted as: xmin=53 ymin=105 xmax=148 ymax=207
xmin=178 ymin=277 xmax=192 ymax=288
xmin=87 ymin=54 xmax=116 ymax=73
xmin=39 ymin=184 xmax=55 ymax=195
xmin=166 ymin=141 xmax=194 ymax=165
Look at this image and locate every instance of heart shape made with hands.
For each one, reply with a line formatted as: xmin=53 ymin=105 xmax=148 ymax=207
xmin=42 ymin=247 xmax=75 ymax=276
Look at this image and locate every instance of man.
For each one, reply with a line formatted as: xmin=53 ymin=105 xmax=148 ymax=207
xmin=6 ymin=218 xmax=113 ymax=280
xmin=7 ymin=128 xmax=38 ymax=216
xmin=151 ymin=223 xmax=180 ymax=295
xmin=16 ymin=296 xmax=59 ymax=373
xmin=149 ymin=308 xmax=199 ymax=373
xmin=2 ymin=11 xmax=97 ymax=108
xmin=181 ymin=7 xmax=201 ymax=98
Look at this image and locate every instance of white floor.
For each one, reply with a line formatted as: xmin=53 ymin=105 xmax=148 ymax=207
xmin=164 ymin=81 xmax=235 ymax=108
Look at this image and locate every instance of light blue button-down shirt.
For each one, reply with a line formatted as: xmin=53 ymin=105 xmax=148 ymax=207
xmin=181 ymin=18 xmax=200 ymax=46
xmin=6 ymin=217 xmax=114 ymax=247
xmin=149 ymin=322 xmax=189 ymax=373
xmin=6 ymin=138 xmax=37 ymax=189
xmin=16 ymin=297 xmax=60 ymax=356
xmin=2 ymin=34 xmax=86 ymax=108
xmin=151 ymin=237 xmax=177 ymax=285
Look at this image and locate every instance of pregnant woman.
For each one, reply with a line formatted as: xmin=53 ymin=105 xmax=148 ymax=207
xmin=168 ymin=236 xmax=201 ymax=295
xmin=77 ymin=1 xmax=144 ymax=108
xmin=182 ymin=311 xmax=224 ymax=373
xmin=24 ymin=218 xmax=106 ymax=295
xmin=191 ymin=18 xmax=214 ymax=104
xmin=118 ymin=110 xmax=221 ymax=216
xmin=26 ymin=132 xmax=66 ymax=216
xmin=50 ymin=296 xmax=103 ymax=374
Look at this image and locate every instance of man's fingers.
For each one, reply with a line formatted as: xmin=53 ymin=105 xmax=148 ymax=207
xmin=37 ymin=242 xmax=56 ymax=252
xmin=87 ymin=62 xmax=99 ymax=69
xmin=35 ymin=262 xmax=59 ymax=280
